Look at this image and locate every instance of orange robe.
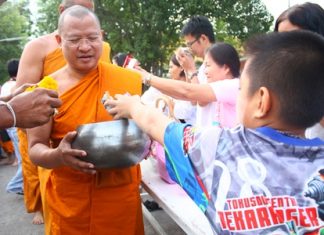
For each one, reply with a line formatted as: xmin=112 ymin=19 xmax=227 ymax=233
xmin=19 ymin=42 xmax=111 ymax=228
xmin=0 ymin=140 xmax=14 ymax=154
xmin=48 ymin=62 xmax=144 ymax=234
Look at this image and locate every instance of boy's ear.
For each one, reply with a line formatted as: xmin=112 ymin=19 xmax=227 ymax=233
xmin=254 ymin=87 xmax=271 ymax=118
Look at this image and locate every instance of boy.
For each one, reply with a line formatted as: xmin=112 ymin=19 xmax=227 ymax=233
xmin=106 ymin=31 xmax=324 ymax=234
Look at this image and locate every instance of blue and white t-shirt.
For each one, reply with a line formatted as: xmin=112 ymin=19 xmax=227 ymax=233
xmin=164 ymin=122 xmax=324 ymax=235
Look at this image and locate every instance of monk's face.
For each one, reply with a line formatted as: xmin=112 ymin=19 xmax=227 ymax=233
xmin=60 ymin=14 xmax=102 ymax=74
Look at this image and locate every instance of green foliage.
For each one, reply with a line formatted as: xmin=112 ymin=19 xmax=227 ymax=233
xmin=35 ymin=0 xmax=273 ymax=75
xmin=35 ymin=0 xmax=60 ymax=35
xmin=0 ymin=0 xmax=31 ymax=85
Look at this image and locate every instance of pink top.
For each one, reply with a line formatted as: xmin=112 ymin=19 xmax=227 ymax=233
xmin=196 ymin=79 xmax=239 ymax=128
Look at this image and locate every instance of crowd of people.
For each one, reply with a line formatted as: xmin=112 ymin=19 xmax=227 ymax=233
xmin=0 ymin=0 xmax=324 ymax=234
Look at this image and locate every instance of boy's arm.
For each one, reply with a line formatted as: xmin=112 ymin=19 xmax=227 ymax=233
xmin=106 ymin=94 xmax=173 ymax=145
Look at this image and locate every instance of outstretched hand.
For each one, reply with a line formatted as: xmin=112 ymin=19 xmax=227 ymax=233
xmin=56 ymin=131 xmax=96 ymax=174
xmin=133 ymin=66 xmax=150 ymax=84
xmin=10 ymin=88 xmax=62 ymax=128
xmin=104 ymin=94 xmax=141 ymax=120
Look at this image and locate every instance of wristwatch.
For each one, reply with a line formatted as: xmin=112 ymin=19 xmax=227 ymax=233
xmin=187 ymin=71 xmax=198 ymax=80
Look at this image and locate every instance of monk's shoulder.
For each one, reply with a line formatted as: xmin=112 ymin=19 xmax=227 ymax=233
xmin=23 ymin=33 xmax=58 ymax=56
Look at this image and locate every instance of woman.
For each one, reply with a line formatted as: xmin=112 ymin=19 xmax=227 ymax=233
xmin=274 ymin=2 xmax=324 ymax=139
xmin=274 ymin=2 xmax=324 ymax=35
xmin=140 ymin=42 xmax=240 ymax=128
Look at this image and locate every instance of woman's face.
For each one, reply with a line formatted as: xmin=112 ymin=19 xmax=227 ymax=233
xmin=168 ymin=60 xmax=184 ymax=80
xmin=204 ymin=52 xmax=228 ymax=83
xmin=277 ymin=19 xmax=301 ymax=32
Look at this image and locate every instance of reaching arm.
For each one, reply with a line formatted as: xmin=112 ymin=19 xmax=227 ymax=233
xmin=1 ymin=88 xmax=61 ymax=129
xmin=143 ymin=73 xmax=217 ymax=104
xmin=0 ymin=105 xmax=15 ymax=129
xmin=106 ymin=95 xmax=173 ymax=145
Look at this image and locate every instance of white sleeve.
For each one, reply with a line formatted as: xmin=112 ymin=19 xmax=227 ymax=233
xmin=140 ymin=87 xmax=162 ymax=106
xmin=173 ymin=100 xmax=196 ymax=123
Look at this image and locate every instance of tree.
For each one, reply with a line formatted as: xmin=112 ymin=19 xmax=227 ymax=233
xmin=0 ymin=0 xmax=31 ymax=84
xmin=36 ymin=0 xmax=273 ymax=75
xmin=34 ymin=0 xmax=59 ymax=35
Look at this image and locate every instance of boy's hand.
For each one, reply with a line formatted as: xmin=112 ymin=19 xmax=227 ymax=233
xmin=105 ymin=94 xmax=141 ymax=119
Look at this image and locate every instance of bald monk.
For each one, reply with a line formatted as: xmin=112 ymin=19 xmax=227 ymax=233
xmin=27 ymin=6 xmax=144 ymax=234
xmin=15 ymin=0 xmax=111 ymax=226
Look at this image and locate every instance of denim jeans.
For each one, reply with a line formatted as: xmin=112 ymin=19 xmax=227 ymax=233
xmin=6 ymin=127 xmax=23 ymax=194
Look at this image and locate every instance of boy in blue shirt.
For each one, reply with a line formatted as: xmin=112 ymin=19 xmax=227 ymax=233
xmin=105 ymin=31 xmax=324 ymax=234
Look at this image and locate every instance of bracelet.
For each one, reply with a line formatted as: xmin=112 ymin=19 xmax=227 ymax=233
xmin=187 ymin=71 xmax=198 ymax=80
xmin=143 ymin=74 xmax=153 ymax=86
xmin=0 ymin=101 xmax=16 ymax=127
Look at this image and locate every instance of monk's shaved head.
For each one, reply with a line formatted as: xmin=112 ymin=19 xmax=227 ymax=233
xmin=59 ymin=0 xmax=94 ymax=13
xmin=58 ymin=5 xmax=100 ymax=34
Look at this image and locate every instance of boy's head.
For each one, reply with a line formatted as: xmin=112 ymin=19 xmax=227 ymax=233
xmin=7 ymin=59 xmax=19 ymax=79
xmin=181 ymin=16 xmax=215 ymax=58
xmin=238 ymin=31 xmax=324 ymax=130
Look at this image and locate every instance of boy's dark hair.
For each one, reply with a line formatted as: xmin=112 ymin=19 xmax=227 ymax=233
xmin=274 ymin=2 xmax=324 ymax=37
xmin=7 ymin=59 xmax=19 ymax=78
xmin=170 ymin=54 xmax=185 ymax=78
xmin=244 ymin=31 xmax=324 ymax=128
xmin=206 ymin=43 xmax=240 ymax=78
xmin=181 ymin=16 xmax=215 ymax=43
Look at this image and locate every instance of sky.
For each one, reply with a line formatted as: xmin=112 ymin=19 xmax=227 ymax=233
xmin=261 ymin=0 xmax=324 ymax=20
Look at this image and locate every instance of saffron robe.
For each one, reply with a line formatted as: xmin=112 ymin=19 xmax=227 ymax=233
xmin=19 ymin=42 xmax=111 ymax=229
xmin=48 ymin=62 xmax=144 ymax=234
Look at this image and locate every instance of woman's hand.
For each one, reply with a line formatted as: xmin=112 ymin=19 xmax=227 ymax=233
xmin=56 ymin=131 xmax=96 ymax=174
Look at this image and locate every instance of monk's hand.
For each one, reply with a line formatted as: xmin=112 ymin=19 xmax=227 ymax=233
xmin=57 ymin=131 xmax=96 ymax=174
xmin=105 ymin=94 xmax=141 ymax=119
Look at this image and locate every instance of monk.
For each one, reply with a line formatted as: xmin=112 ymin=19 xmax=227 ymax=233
xmin=27 ymin=6 xmax=144 ymax=234
xmin=15 ymin=0 xmax=111 ymax=226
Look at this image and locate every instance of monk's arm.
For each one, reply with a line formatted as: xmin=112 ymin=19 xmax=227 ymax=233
xmin=27 ymin=120 xmax=62 ymax=168
xmin=15 ymin=40 xmax=46 ymax=87
xmin=108 ymin=95 xmax=173 ymax=145
xmin=27 ymin=121 xmax=95 ymax=173
xmin=147 ymin=75 xmax=216 ymax=104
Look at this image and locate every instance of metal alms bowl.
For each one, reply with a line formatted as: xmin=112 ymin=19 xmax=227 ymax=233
xmin=71 ymin=119 xmax=150 ymax=169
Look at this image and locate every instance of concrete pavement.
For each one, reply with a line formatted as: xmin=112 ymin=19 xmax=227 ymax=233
xmin=0 ymin=163 xmax=185 ymax=235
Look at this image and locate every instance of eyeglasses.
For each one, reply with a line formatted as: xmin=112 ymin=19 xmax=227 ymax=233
xmin=186 ymin=36 xmax=200 ymax=47
xmin=62 ymin=35 xmax=101 ymax=48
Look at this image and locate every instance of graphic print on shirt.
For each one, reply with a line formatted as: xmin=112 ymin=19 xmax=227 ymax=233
xmin=215 ymin=165 xmax=324 ymax=234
